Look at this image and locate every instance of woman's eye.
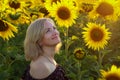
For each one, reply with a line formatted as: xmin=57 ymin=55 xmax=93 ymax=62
xmin=45 ymin=27 xmax=56 ymax=33
xmin=46 ymin=29 xmax=50 ymax=33
xmin=46 ymin=28 xmax=51 ymax=33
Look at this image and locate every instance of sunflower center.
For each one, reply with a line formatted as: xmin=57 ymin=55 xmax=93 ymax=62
xmin=9 ymin=1 xmax=20 ymax=9
xmin=90 ymin=27 xmax=104 ymax=41
xmin=76 ymin=50 xmax=82 ymax=54
xmin=0 ymin=20 xmax=9 ymax=31
xmin=39 ymin=7 xmax=49 ymax=16
xmin=96 ymin=2 xmax=114 ymax=17
xmin=106 ymin=73 xmax=120 ymax=80
xmin=52 ymin=0 xmax=60 ymax=4
xmin=57 ymin=6 xmax=70 ymax=20
xmin=75 ymin=50 xmax=84 ymax=59
xmin=41 ymin=0 xmax=45 ymax=3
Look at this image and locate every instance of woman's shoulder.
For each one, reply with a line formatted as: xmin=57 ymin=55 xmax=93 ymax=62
xmin=21 ymin=63 xmax=70 ymax=80
xmin=30 ymin=58 xmax=51 ymax=79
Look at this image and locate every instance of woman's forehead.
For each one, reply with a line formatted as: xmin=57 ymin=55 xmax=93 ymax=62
xmin=44 ymin=20 xmax=55 ymax=28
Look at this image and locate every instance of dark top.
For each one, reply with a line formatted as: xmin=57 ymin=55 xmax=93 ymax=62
xmin=21 ymin=65 xmax=70 ymax=80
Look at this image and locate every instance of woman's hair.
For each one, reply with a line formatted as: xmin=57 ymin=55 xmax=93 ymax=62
xmin=24 ymin=18 xmax=55 ymax=61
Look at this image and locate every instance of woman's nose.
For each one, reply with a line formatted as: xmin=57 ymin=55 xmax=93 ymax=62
xmin=53 ymin=29 xmax=59 ymax=35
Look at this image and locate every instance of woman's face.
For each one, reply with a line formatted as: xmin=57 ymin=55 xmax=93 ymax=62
xmin=40 ymin=20 xmax=61 ymax=47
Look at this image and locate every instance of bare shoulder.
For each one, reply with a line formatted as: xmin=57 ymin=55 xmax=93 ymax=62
xmin=30 ymin=57 xmax=50 ymax=79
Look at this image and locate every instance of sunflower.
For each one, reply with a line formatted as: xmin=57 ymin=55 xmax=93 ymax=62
xmin=73 ymin=0 xmax=96 ymax=5
xmin=99 ymin=65 xmax=120 ymax=80
xmin=0 ymin=19 xmax=18 ymax=40
xmin=39 ymin=7 xmax=49 ymax=17
xmin=48 ymin=0 xmax=78 ymax=27
xmin=74 ymin=0 xmax=96 ymax=13
xmin=8 ymin=12 xmax=32 ymax=24
xmin=5 ymin=10 xmax=21 ymax=24
xmin=80 ymin=3 xmax=94 ymax=13
xmin=74 ymin=48 xmax=85 ymax=60
xmin=6 ymin=10 xmax=41 ymax=25
xmin=89 ymin=0 xmax=120 ymax=21
xmin=5 ymin=0 xmax=27 ymax=13
xmin=82 ymin=22 xmax=111 ymax=51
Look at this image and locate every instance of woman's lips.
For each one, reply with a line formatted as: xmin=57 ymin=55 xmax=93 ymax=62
xmin=52 ymin=36 xmax=59 ymax=40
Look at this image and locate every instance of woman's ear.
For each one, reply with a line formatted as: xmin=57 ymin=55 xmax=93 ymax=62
xmin=39 ymin=42 xmax=43 ymax=46
xmin=39 ymin=41 xmax=43 ymax=46
xmin=38 ymin=40 xmax=43 ymax=46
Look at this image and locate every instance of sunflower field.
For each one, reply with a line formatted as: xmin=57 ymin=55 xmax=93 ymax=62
xmin=0 ymin=0 xmax=120 ymax=80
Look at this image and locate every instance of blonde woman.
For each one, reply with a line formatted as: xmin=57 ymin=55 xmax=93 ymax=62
xmin=21 ymin=18 xmax=70 ymax=80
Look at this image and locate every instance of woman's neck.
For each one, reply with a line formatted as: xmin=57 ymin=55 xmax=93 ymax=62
xmin=42 ymin=46 xmax=56 ymax=58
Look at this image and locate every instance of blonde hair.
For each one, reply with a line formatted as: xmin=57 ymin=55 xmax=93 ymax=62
xmin=24 ymin=18 xmax=55 ymax=61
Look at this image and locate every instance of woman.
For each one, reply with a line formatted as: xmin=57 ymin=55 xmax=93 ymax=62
xmin=21 ymin=18 xmax=70 ymax=80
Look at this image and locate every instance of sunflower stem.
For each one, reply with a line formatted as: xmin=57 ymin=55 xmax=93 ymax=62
xmin=98 ymin=52 xmax=103 ymax=68
xmin=65 ymin=27 xmax=69 ymax=60
xmin=78 ymin=61 xmax=81 ymax=80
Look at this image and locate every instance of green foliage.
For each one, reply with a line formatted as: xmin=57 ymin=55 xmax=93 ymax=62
xmin=0 ymin=24 xmax=29 ymax=80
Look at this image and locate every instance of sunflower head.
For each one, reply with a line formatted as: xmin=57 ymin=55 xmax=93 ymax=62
xmin=96 ymin=1 xmax=114 ymax=17
xmin=5 ymin=10 xmax=24 ymax=24
xmin=0 ymin=20 xmax=9 ymax=32
xmin=39 ymin=7 xmax=49 ymax=16
xmin=89 ymin=0 xmax=120 ymax=21
xmin=8 ymin=12 xmax=21 ymax=20
xmin=48 ymin=0 xmax=78 ymax=27
xmin=99 ymin=65 xmax=120 ymax=80
xmin=80 ymin=3 xmax=93 ymax=13
xmin=105 ymin=73 xmax=120 ymax=80
xmin=74 ymin=48 xmax=85 ymax=60
xmin=82 ymin=22 xmax=111 ymax=51
xmin=9 ymin=1 xmax=20 ymax=9
xmin=0 ymin=20 xmax=18 ymax=40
